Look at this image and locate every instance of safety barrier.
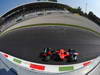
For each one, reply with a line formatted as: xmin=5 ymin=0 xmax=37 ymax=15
xmin=0 ymin=51 xmax=99 ymax=73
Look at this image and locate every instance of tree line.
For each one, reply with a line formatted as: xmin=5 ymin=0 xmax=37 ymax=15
xmin=66 ymin=6 xmax=100 ymax=26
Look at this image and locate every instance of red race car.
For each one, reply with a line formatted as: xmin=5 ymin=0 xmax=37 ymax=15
xmin=40 ymin=48 xmax=79 ymax=62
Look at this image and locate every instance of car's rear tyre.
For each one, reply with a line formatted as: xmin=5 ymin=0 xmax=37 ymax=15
xmin=67 ymin=55 xmax=78 ymax=62
xmin=73 ymin=55 xmax=78 ymax=61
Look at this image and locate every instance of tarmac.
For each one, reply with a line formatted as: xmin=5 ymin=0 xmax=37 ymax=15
xmin=0 ymin=26 xmax=100 ymax=65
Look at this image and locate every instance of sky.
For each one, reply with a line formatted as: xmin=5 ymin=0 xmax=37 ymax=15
xmin=0 ymin=0 xmax=100 ymax=18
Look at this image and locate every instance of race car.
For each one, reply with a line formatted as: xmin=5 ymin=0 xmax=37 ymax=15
xmin=67 ymin=49 xmax=79 ymax=62
xmin=39 ymin=48 xmax=79 ymax=62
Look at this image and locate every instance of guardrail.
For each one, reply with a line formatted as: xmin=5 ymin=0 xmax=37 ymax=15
xmin=0 ymin=51 xmax=99 ymax=74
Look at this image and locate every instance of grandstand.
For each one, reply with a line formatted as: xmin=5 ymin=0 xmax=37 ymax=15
xmin=1 ymin=2 xmax=70 ymax=31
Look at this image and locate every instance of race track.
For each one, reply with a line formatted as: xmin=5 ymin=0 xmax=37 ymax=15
xmin=0 ymin=25 xmax=100 ymax=65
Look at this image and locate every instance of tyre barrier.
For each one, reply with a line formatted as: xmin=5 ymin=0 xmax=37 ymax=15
xmin=0 ymin=51 xmax=100 ymax=73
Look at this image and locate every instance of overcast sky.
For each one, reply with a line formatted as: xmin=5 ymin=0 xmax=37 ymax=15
xmin=0 ymin=0 xmax=100 ymax=17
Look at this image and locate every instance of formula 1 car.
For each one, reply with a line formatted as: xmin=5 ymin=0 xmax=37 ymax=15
xmin=39 ymin=48 xmax=79 ymax=62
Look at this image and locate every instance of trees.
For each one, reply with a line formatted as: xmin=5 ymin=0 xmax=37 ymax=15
xmin=88 ymin=11 xmax=100 ymax=26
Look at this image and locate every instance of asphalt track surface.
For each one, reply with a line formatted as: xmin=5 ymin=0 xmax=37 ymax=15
xmin=0 ymin=26 xmax=100 ymax=65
